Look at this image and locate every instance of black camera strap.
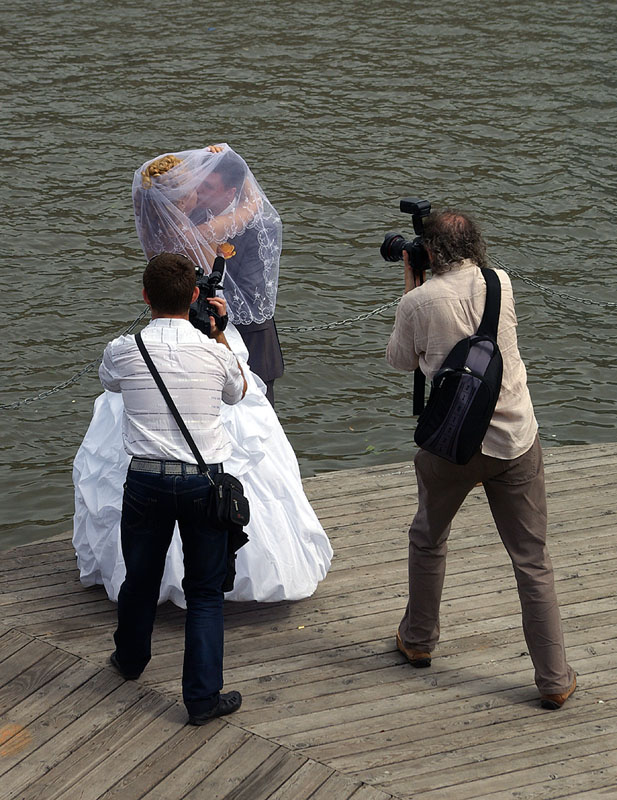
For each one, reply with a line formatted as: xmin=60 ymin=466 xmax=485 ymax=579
xmin=412 ymin=267 xmax=501 ymax=415
xmin=134 ymin=331 xmax=215 ymax=485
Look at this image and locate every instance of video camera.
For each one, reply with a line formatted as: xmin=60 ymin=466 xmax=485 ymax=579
xmin=380 ymin=198 xmax=431 ymax=275
xmin=189 ymin=256 xmax=228 ymax=337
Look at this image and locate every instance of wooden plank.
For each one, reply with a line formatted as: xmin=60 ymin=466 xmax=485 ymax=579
xmin=0 ymin=539 xmax=73 ymax=558
xmin=17 ymin=602 xmax=179 ymax=638
xmin=330 ymin=501 xmax=617 ymax=550
xmin=0 ymin=571 xmax=84 ymax=594
xmin=265 ymin=760 xmax=333 ymax=799
xmin=311 ymin=474 xmax=617 ymax=528
xmin=329 ymin=509 xmax=617 ymax=558
xmin=3 ymin=597 xmax=121 ymax=626
xmin=0 ymin=578 xmax=102 ymax=608
xmin=213 ymin=608 xmax=615 ymax=687
xmin=236 ymin=649 xmax=614 ymax=732
xmin=301 ymin=680 xmax=614 ymax=768
xmin=195 ymin=597 xmax=617 ymax=673
xmin=0 ymin=647 xmax=77 ymax=713
xmin=139 ymin=724 xmax=252 ymax=799
xmin=0 ymin=637 xmax=62 ymax=689
xmin=0 ymin=672 xmax=139 ymax=784
xmin=22 ymin=695 xmax=180 ymax=800
xmin=357 ymin=712 xmax=617 ymax=786
xmin=3 ymin=685 xmax=169 ymax=800
xmin=305 ymin=772 xmax=369 ymax=800
xmin=249 ymin=663 xmax=617 ymax=743
xmin=214 ymin=747 xmax=306 ymax=800
xmin=349 ymin=786 xmax=396 ymax=800
xmin=0 ymin=628 xmax=31 ymax=662
xmin=221 ymin=623 xmax=614 ymax=704
xmin=181 ymin=734 xmax=281 ymax=799
xmin=325 ymin=526 xmax=615 ymax=574
xmin=215 ymin=637 xmax=612 ymax=721
xmin=533 ymin=771 xmax=617 ymax=800
xmin=0 ymin=547 xmax=75 ymax=576
xmin=312 ymin=474 xmax=617 ymax=524
xmin=301 ymin=444 xmax=617 ymax=504
xmin=385 ymin=742 xmax=617 ymax=800
xmin=96 ymin=719 xmax=229 ymax=800
xmin=0 ymin=560 xmax=78 ymax=587
xmin=2 ymin=659 xmax=100 ymax=731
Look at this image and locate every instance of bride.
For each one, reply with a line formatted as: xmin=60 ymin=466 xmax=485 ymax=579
xmin=73 ymin=144 xmax=332 ymax=605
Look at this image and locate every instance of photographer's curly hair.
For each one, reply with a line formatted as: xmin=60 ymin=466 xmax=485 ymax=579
xmin=422 ymin=210 xmax=487 ymax=273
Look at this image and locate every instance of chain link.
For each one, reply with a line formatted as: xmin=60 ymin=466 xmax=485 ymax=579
xmin=2 ymin=262 xmax=615 ymax=409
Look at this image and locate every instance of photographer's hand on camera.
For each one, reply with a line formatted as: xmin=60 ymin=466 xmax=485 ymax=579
xmin=403 ymin=250 xmax=426 ymax=294
xmin=208 ymin=296 xmax=229 ymax=342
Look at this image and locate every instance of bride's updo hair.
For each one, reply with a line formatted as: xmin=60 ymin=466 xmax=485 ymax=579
xmin=141 ymin=154 xmax=183 ymax=188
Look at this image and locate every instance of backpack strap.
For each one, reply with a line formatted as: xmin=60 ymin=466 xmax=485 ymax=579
xmin=477 ymin=268 xmax=501 ymax=340
xmin=412 ymin=367 xmax=425 ymax=415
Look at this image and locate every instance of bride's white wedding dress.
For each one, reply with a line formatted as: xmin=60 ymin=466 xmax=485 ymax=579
xmin=72 ymin=326 xmax=333 ymax=606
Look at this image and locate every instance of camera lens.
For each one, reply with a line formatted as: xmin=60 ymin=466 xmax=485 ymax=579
xmin=380 ymin=232 xmax=407 ymax=262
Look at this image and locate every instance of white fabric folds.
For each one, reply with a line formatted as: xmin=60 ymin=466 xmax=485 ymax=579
xmin=73 ymin=327 xmax=333 ymax=604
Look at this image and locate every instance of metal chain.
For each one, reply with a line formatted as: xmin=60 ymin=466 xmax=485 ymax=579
xmin=0 ymin=307 xmax=150 ymax=410
xmin=278 ymin=256 xmax=616 ymax=334
xmin=277 ymin=298 xmax=400 ymax=333
xmin=2 ymin=261 xmax=615 ymax=409
xmin=491 ymin=257 xmax=617 ymax=308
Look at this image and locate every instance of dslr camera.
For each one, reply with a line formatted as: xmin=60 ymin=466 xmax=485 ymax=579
xmin=380 ymin=198 xmax=431 ymax=275
xmin=189 ymin=256 xmax=228 ymax=337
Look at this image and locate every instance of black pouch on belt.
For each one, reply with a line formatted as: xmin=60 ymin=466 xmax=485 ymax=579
xmin=208 ymin=473 xmax=250 ymax=529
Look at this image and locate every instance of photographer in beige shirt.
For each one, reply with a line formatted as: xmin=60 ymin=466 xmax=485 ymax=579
xmin=386 ymin=209 xmax=576 ymax=710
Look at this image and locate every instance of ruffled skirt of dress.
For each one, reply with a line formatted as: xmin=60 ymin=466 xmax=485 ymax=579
xmin=72 ymin=328 xmax=332 ymax=606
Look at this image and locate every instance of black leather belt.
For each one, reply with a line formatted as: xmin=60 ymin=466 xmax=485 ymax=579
xmin=129 ymin=458 xmax=222 ymax=476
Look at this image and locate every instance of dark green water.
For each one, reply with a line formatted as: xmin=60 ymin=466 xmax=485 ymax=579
xmin=2 ymin=0 xmax=616 ymax=549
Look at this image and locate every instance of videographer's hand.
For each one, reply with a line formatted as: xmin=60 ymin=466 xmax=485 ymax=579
xmin=403 ymin=250 xmax=425 ymax=293
xmin=208 ymin=297 xmax=228 ymax=339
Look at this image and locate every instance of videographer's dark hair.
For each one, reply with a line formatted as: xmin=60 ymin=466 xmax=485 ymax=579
xmin=143 ymin=253 xmax=196 ymax=314
xmin=212 ymin=151 xmax=247 ymax=192
xmin=423 ymin=210 xmax=487 ymax=273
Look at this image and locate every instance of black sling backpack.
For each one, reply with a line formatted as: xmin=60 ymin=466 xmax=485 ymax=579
xmin=413 ymin=268 xmax=503 ymax=465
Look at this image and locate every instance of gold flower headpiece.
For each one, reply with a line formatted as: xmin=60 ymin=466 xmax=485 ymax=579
xmin=141 ymin=154 xmax=184 ymax=188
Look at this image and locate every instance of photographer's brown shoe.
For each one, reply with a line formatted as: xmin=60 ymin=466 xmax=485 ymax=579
xmin=540 ymin=675 xmax=577 ymax=710
xmin=396 ymin=632 xmax=431 ymax=668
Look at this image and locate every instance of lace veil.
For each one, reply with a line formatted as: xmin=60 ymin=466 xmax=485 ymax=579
xmin=132 ymin=144 xmax=282 ymax=325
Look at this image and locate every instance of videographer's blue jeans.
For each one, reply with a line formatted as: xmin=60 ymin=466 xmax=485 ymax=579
xmin=114 ymin=469 xmax=228 ymax=716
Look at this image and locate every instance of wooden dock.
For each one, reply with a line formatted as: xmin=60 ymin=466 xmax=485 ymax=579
xmin=1 ymin=443 xmax=616 ymax=799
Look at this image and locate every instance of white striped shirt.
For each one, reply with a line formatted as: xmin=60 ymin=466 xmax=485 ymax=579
xmin=99 ymin=318 xmax=244 ymax=463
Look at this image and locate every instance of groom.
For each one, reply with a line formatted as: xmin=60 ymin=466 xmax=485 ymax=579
xmin=190 ymin=146 xmax=284 ymax=407
xmin=100 ymin=253 xmax=246 ymax=724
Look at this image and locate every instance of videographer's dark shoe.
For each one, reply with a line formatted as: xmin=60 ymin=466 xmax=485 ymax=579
xmin=540 ymin=675 xmax=577 ymax=710
xmin=109 ymin=652 xmax=142 ymax=681
xmin=188 ymin=691 xmax=242 ymax=725
xmin=396 ymin=632 xmax=432 ymax=668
